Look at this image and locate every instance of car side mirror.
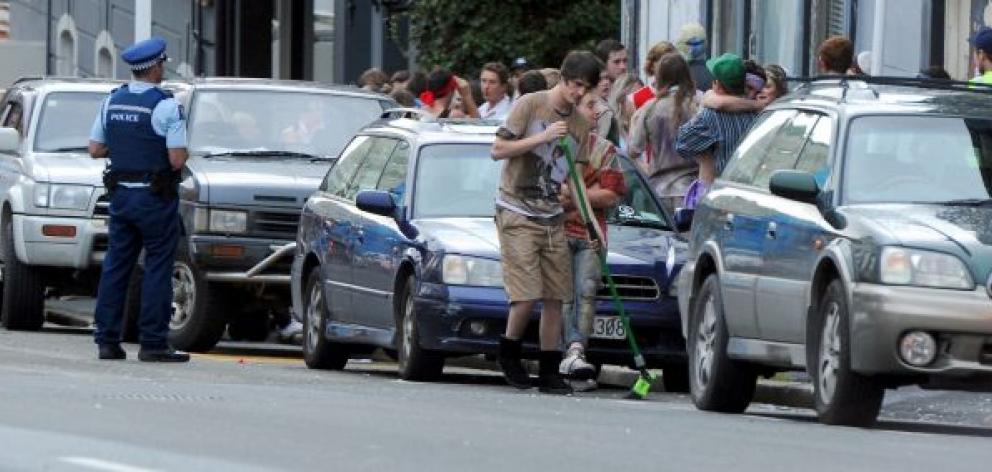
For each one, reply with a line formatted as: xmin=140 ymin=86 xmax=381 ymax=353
xmin=769 ymin=170 xmax=819 ymax=204
xmin=356 ymin=190 xmax=397 ymax=217
xmin=0 ymin=127 xmax=20 ymax=153
xmin=673 ymin=208 xmax=694 ymax=232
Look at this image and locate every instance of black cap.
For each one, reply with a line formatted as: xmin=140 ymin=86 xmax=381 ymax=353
xmin=511 ymin=57 xmax=531 ymax=71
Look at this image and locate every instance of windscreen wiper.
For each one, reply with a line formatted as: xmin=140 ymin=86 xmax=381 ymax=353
xmin=201 ymin=150 xmax=321 ymax=159
xmin=940 ymin=198 xmax=992 ymax=207
xmin=610 ymin=218 xmax=669 ymax=230
xmin=44 ymin=146 xmax=90 ymax=153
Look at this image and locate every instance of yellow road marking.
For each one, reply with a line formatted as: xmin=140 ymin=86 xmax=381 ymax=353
xmin=192 ymin=353 xmax=304 ymax=365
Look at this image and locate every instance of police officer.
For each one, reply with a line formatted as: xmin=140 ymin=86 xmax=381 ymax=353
xmin=88 ymin=37 xmax=190 ymax=362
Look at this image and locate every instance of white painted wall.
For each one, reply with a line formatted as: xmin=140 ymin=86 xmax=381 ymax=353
xmin=631 ymin=0 xmax=704 ymax=80
xmin=0 ymin=41 xmax=46 ymax=87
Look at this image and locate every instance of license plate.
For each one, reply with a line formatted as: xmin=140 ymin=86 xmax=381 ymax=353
xmin=591 ymin=316 xmax=626 ymax=340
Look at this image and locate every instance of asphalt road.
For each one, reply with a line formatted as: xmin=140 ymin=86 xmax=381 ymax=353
xmin=0 ymin=326 xmax=990 ymax=472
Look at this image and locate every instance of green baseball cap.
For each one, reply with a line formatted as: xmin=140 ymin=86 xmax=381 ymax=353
xmin=706 ymin=53 xmax=745 ymax=89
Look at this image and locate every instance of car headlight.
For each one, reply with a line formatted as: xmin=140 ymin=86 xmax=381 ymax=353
xmin=442 ymin=255 xmax=503 ymax=287
xmin=879 ymin=247 xmax=973 ymax=289
xmin=34 ymin=184 xmax=93 ymax=210
xmin=208 ymin=209 xmax=247 ymax=233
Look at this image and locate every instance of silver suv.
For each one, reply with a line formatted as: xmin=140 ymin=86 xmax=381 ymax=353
xmin=0 ymin=78 xmax=121 ymax=330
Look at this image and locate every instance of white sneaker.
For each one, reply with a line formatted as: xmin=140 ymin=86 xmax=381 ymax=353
xmin=569 ymin=378 xmax=599 ymax=392
xmin=278 ymin=320 xmax=303 ymax=343
xmin=559 ymin=347 xmax=596 ymax=380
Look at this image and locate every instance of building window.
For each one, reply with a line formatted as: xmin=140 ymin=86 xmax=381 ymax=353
xmin=752 ymin=0 xmax=805 ymax=75
xmin=94 ymin=31 xmax=116 ymax=78
xmin=55 ymin=14 xmax=78 ymax=76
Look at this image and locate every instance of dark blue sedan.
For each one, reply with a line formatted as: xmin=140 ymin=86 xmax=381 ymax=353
xmin=290 ymin=116 xmax=688 ymax=388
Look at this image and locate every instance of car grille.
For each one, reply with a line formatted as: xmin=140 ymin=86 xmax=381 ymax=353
xmin=250 ymin=210 xmax=301 ymax=238
xmin=597 ymin=275 xmax=660 ymax=300
xmin=93 ymin=193 xmax=110 ymax=218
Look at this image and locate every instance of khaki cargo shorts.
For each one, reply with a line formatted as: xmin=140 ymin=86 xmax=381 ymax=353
xmin=495 ymin=209 xmax=572 ymax=303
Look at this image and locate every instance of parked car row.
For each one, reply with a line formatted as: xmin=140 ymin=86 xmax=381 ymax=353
xmin=0 ymin=76 xmax=393 ymax=351
xmin=3 ymin=75 xmax=990 ymax=428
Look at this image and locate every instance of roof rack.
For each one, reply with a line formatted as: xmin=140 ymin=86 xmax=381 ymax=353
xmin=787 ymin=75 xmax=992 ymax=96
xmin=380 ymin=107 xmax=436 ymax=122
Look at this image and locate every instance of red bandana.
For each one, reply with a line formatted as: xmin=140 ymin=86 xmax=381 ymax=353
xmin=419 ymin=77 xmax=457 ymax=107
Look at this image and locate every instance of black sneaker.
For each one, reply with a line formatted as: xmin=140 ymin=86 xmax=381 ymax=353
xmin=498 ymin=336 xmax=533 ymax=389
xmin=98 ymin=344 xmax=126 ymax=360
xmin=138 ymin=347 xmax=191 ymax=363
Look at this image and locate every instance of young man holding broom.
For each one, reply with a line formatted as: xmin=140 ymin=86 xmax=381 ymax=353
xmin=558 ymin=90 xmax=626 ymax=389
xmin=490 ymin=51 xmax=602 ymax=394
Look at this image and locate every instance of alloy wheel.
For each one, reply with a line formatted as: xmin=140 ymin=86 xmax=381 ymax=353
xmin=693 ymin=296 xmax=718 ymax=392
xmin=170 ymin=263 xmax=196 ymax=330
xmin=818 ymin=302 xmax=841 ymax=405
xmin=401 ymin=292 xmax=415 ymax=362
xmin=306 ymin=281 xmax=323 ymax=353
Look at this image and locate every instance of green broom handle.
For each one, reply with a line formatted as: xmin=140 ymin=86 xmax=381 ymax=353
xmin=559 ymin=138 xmax=646 ymax=367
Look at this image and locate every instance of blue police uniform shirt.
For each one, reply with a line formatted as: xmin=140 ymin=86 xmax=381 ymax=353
xmin=89 ymin=81 xmax=187 ymax=149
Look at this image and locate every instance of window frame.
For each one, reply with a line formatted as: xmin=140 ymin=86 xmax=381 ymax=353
xmin=321 ymin=134 xmax=373 ymax=197
xmin=342 ymin=136 xmax=398 ymax=202
xmin=721 ymin=109 xmax=797 ymax=186
xmin=376 ymin=139 xmax=412 ymax=202
xmin=791 ymin=113 xmax=836 ymax=189
xmin=749 ymin=111 xmax=822 ymax=190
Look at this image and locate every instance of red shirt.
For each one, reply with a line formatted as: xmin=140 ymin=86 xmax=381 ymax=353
xmin=564 ymin=134 xmax=627 ymax=243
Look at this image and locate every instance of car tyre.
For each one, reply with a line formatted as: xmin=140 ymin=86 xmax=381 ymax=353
xmin=302 ymin=266 xmax=348 ymax=370
xmin=810 ymin=280 xmax=884 ymax=427
xmin=167 ymin=241 xmax=228 ymax=352
xmin=0 ymin=214 xmax=45 ymax=331
xmin=661 ymin=362 xmax=690 ymax=393
xmin=688 ymin=274 xmax=757 ymax=413
xmin=396 ymin=275 xmax=444 ymax=381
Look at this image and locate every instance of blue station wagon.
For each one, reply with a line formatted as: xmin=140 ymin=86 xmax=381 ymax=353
xmin=291 ymin=113 xmax=688 ymax=388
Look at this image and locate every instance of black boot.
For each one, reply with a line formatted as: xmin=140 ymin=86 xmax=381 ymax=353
xmin=138 ymin=347 xmax=191 ymax=363
xmin=98 ymin=344 xmax=126 ymax=360
xmin=538 ymin=351 xmax=573 ymax=395
xmin=498 ymin=336 xmax=532 ymax=389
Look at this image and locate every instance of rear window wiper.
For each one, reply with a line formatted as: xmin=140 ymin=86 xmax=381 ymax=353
xmin=940 ymin=198 xmax=992 ymax=207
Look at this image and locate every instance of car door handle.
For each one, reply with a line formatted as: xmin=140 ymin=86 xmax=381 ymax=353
xmin=723 ymin=213 xmax=735 ymax=231
xmin=766 ymin=222 xmax=778 ymax=240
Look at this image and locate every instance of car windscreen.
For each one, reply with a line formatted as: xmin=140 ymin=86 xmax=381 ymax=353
xmin=843 ymin=115 xmax=992 ymax=204
xmin=188 ymin=90 xmax=384 ymax=159
xmin=412 ymin=143 xmax=670 ymax=230
xmin=413 ymin=143 xmax=500 ymax=218
xmin=33 ymin=92 xmax=107 ymax=153
xmin=607 ymin=155 xmax=671 ymax=230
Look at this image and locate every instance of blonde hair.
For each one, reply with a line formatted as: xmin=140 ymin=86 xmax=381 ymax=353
xmin=676 ymin=22 xmax=707 ymax=59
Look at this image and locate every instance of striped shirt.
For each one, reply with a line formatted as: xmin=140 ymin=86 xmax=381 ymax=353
xmin=675 ymin=107 xmax=757 ymax=176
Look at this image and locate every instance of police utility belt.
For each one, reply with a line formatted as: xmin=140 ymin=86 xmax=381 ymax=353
xmin=103 ymin=169 xmax=180 ymax=199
